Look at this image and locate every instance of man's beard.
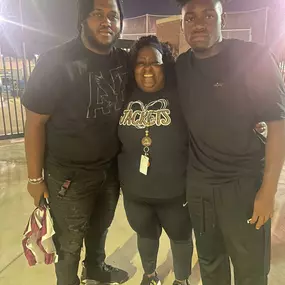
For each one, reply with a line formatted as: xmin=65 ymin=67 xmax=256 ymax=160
xmin=83 ymin=23 xmax=120 ymax=53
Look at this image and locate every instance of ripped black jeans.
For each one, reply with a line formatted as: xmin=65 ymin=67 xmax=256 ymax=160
xmin=45 ymin=163 xmax=120 ymax=285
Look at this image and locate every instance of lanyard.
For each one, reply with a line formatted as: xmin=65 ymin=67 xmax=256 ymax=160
xmin=141 ymin=124 xmax=152 ymax=156
xmin=139 ymin=123 xmax=152 ymax=175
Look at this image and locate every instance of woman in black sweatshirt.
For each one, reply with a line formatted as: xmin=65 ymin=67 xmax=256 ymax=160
xmin=118 ymin=36 xmax=192 ymax=285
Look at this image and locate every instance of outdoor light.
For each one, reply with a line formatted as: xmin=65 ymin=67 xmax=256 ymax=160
xmin=0 ymin=0 xmax=8 ymax=31
xmin=0 ymin=15 xmax=4 ymax=33
xmin=0 ymin=0 xmax=6 ymax=19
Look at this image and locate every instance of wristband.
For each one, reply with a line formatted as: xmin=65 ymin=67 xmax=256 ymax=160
xmin=28 ymin=177 xmax=44 ymax=185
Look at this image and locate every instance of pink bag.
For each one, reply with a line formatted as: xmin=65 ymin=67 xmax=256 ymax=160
xmin=22 ymin=200 xmax=58 ymax=266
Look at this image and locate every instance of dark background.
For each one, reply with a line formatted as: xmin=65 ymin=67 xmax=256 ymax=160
xmin=0 ymin=0 xmax=283 ymax=56
xmin=10 ymin=0 xmax=284 ymax=38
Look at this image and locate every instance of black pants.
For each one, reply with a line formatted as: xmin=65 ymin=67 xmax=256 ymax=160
xmin=187 ymin=175 xmax=271 ymax=285
xmin=45 ymin=164 xmax=120 ymax=285
xmin=124 ymin=197 xmax=193 ymax=280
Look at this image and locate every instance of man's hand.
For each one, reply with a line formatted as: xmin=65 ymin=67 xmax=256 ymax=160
xmin=27 ymin=182 xmax=49 ymax=207
xmin=250 ymin=187 xmax=275 ymax=230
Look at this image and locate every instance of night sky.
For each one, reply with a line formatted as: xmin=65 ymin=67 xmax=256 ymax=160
xmin=18 ymin=0 xmax=279 ymax=39
xmin=1 ymin=0 xmax=281 ymax=45
xmin=122 ymin=0 xmax=278 ymax=18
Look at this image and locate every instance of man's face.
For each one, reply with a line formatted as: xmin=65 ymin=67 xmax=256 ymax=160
xmin=181 ymin=0 xmax=225 ymax=52
xmin=82 ymin=0 xmax=121 ymax=51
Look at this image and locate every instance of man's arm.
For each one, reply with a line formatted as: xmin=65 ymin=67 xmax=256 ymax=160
xmin=25 ymin=109 xmax=50 ymax=206
xmin=245 ymin=45 xmax=285 ymax=229
xmin=251 ymin=120 xmax=285 ymax=229
xmin=25 ymin=109 xmax=50 ymax=178
xmin=21 ymin=51 xmax=64 ymax=206
xmin=263 ymin=120 xmax=285 ymax=190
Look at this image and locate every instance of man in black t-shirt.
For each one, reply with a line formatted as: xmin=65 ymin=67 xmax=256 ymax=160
xmin=175 ymin=0 xmax=285 ymax=285
xmin=21 ymin=0 xmax=129 ymax=284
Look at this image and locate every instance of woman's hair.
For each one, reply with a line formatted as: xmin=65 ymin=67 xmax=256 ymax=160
xmin=129 ymin=35 xmax=176 ymax=89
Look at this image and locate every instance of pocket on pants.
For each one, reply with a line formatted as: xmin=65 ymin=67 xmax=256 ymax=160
xmin=187 ymin=193 xmax=216 ymax=235
xmin=234 ymin=175 xmax=263 ymax=221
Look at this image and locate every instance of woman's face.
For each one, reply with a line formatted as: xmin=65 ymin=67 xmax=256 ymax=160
xmin=134 ymin=46 xmax=165 ymax=93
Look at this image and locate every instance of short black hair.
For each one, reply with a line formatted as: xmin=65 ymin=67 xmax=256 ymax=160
xmin=130 ymin=35 xmax=175 ymax=68
xmin=129 ymin=35 xmax=176 ymax=88
xmin=176 ymin=0 xmax=225 ymax=8
xmin=77 ymin=0 xmax=124 ymax=31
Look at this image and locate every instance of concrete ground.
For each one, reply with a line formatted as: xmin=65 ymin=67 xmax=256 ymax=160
xmin=0 ymin=139 xmax=285 ymax=285
xmin=0 ymin=97 xmax=25 ymax=137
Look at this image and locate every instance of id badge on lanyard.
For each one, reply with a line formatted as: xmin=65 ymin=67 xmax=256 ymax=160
xmin=139 ymin=125 xmax=152 ymax=175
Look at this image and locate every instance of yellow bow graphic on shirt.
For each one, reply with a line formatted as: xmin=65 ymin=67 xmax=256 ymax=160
xmin=119 ymin=99 xmax=172 ymax=129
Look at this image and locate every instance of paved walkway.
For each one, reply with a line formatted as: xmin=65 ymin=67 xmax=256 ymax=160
xmin=0 ymin=139 xmax=284 ymax=285
xmin=0 ymin=98 xmax=25 ymax=137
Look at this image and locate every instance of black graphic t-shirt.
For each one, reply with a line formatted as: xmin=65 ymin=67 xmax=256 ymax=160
xmin=118 ymin=87 xmax=188 ymax=201
xmin=176 ymin=39 xmax=285 ymax=185
xmin=22 ymin=38 xmax=129 ymax=170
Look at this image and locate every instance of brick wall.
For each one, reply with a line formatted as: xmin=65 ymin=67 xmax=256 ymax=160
xmin=224 ymin=9 xmax=268 ymax=44
xmin=156 ymin=16 xmax=181 ymax=57
xmin=179 ymin=30 xmax=189 ymax=54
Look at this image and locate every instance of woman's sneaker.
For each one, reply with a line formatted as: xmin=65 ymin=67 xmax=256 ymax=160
xmin=140 ymin=273 xmax=161 ymax=285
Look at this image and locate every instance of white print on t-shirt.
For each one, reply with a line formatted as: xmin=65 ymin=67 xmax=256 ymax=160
xmin=119 ymin=99 xmax=172 ymax=129
xmin=86 ymin=66 xmax=127 ymax=118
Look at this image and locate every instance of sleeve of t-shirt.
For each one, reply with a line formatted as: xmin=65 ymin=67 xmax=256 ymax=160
xmin=21 ymin=52 xmax=66 ymax=115
xmin=246 ymin=47 xmax=285 ymax=123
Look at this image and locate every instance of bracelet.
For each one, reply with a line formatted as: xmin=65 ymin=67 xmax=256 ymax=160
xmin=28 ymin=177 xmax=44 ymax=185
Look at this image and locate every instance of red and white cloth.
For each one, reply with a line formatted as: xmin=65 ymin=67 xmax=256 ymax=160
xmin=22 ymin=202 xmax=58 ymax=266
